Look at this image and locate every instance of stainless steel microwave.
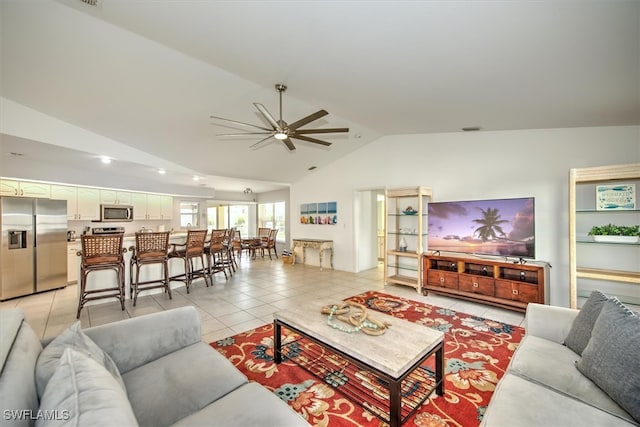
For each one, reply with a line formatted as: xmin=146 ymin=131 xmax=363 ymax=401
xmin=100 ymin=204 xmax=133 ymax=222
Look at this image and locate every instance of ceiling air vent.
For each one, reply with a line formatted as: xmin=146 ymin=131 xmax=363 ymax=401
xmin=79 ymin=0 xmax=100 ymax=6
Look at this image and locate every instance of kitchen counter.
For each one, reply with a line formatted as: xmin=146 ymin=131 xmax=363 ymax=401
xmin=69 ymin=233 xmax=202 ymax=305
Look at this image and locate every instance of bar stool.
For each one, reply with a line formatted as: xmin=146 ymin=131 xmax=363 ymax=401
xmin=206 ymin=229 xmax=230 ymax=280
xmin=76 ymin=233 xmax=126 ymax=319
xmin=129 ymin=231 xmax=171 ymax=306
xmin=168 ymin=229 xmax=210 ymax=293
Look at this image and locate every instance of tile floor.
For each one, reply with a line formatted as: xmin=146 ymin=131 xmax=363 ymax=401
xmin=0 ymin=258 xmax=527 ymax=343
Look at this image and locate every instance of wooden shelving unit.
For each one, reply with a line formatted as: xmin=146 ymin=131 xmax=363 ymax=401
xmin=423 ymin=254 xmax=549 ymax=312
xmin=569 ymin=163 xmax=640 ymax=308
xmin=385 ymin=187 xmax=432 ymax=294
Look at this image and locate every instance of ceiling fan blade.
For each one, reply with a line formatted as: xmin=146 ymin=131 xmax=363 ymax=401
xmin=282 ymin=138 xmax=296 ymax=151
xmin=290 ymin=134 xmax=332 ymax=147
xmin=288 ymin=110 xmax=328 ymax=131
xmin=253 ymin=103 xmax=280 ymax=130
xmin=210 ymin=115 xmax=272 ymax=131
xmin=294 ymin=127 xmax=349 ymax=134
xmin=217 ymin=132 xmax=272 ymax=137
xmin=249 ymin=135 xmax=274 ymax=149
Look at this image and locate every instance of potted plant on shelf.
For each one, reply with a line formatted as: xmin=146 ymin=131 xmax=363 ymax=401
xmin=588 ymin=224 xmax=640 ymax=243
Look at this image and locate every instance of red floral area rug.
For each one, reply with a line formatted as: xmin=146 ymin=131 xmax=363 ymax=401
xmin=210 ymin=291 xmax=524 ymax=427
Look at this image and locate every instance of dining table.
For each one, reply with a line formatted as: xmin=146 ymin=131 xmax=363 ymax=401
xmin=240 ymin=237 xmax=262 ymax=259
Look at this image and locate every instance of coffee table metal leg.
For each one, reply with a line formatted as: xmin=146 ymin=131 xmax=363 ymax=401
xmin=274 ymin=320 xmax=282 ymax=364
xmin=436 ymin=343 xmax=444 ymax=396
xmin=389 ymin=379 xmax=401 ymax=427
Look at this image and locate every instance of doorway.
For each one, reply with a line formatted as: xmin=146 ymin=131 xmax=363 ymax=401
xmin=354 ymin=189 xmax=385 ymax=272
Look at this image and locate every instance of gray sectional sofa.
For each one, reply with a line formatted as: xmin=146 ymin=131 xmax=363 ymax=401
xmin=481 ymin=295 xmax=639 ymax=426
xmin=0 ymin=306 xmax=308 ymax=427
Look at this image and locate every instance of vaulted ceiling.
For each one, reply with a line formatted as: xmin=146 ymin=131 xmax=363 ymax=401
xmin=1 ymin=0 xmax=638 ymax=195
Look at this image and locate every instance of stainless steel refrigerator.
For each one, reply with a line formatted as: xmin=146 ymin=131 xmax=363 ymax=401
xmin=0 ymin=197 xmax=68 ymax=300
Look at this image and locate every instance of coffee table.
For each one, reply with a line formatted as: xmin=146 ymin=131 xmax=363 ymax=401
xmin=273 ymin=301 xmax=444 ymax=426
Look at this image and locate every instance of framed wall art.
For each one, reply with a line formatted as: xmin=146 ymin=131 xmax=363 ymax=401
xmin=596 ymin=184 xmax=636 ymax=210
xmin=300 ymin=201 xmax=337 ymax=225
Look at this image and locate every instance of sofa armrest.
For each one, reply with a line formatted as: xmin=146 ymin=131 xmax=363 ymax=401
xmin=83 ymin=306 xmax=201 ymax=374
xmin=524 ymin=303 xmax=579 ymax=344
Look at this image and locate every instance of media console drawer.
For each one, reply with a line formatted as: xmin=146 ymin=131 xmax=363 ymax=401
xmin=427 ymin=269 xmax=459 ymax=290
xmin=495 ymin=280 xmax=539 ymax=303
xmin=458 ymin=275 xmax=495 ymax=296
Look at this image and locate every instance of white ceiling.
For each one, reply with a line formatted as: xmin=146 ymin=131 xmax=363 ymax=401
xmin=1 ymin=0 xmax=638 ymax=194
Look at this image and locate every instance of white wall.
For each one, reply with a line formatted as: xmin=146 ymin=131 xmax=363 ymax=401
xmin=289 ymin=125 xmax=640 ymax=307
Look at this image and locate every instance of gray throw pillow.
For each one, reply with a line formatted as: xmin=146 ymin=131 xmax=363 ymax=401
xmin=564 ymin=290 xmax=609 ymax=355
xmin=35 ymin=321 xmax=125 ymax=398
xmin=37 ymin=348 xmax=139 ymax=427
xmin=576 ymin=298 xmax=640 ymax=423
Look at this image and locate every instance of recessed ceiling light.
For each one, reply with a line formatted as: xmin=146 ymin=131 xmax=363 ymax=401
xmin=192 ymin=176 xmax=200 ymax=181
xmin=9 ymin=152 xmax=24 ymax=157
xmin=461 ymin=126 xmax=482 ymax=132
xmin=308 ymin=166 xmax=317 ymax=171
xmin=100 ymin=156 xmax=111 ymax=164
xmin=157 ymin=169 xmax=166 ymax=175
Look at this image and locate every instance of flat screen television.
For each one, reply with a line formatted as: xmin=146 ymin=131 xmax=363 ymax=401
xmin=428 ymin=197 xmax=535 ymax=259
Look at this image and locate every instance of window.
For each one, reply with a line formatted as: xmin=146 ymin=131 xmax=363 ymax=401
xmin=180 ymin=202 xmax=199 ymax=228
xmin=206 ymin=207 xmax=218 ymax=230
xmin=259 ymin=201 xmax=286 ymax=242
xmin=229 ymin=205 xmax=249 ymax=237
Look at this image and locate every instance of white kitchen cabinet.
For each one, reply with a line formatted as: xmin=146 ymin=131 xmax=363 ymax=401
xmin=146 ymin=194 xmax=162 ymax=219
xmin=132 ymin=194 xmax=173 ymax=220
xmin=67 ymin=242 xmax=79 ymax=284
xmin=52 ymin=185 xmax=100 ymax=220
xmin=76 ymin=188 xmax=100 ymax=220
xmin=0 ymin=179 xmax=51 ymax=198
xmin=50 ymin=185 xmax=78 ymax=220
xmin=161 ymin=195 xmax=173 ymax=220
xmin=100 ymin=190 xmax=132 ymax=205
xmin=131 ymin=193 xmax=149 ymax=220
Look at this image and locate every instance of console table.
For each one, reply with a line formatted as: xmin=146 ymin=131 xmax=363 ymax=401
xmin=291 ymin=238 xmax=334 ymax=270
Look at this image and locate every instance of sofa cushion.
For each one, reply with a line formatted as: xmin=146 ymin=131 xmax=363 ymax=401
xmin=35 ymin=321 xmax=124 ymax=398
xmin=0 ymin=309 xmax=42 ymax=427
xmin=36 ymin=348 xmax=139 ymax=427
xmin=122 ymin=341 xmax=248 ymax=427
xmin=564 ymin=290 xmax=608 ymax=355
xmin=171 ymin=382 xmax=309 ymax=427
xmin=508 ymin=334 xmax=633 ymax=422
xmin=480 ymin=373 xmax=636 ymax=426
xmin=577 ymin=298 xmax=640 ymax=423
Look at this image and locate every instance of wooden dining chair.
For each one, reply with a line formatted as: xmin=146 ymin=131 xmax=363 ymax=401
xmin=258 ymin=227 xmax=270 ymax=243
xmin=232 ymin=229 xmax=251 ymax=261
xmin=260 ymin=229 xmax=279 ymax=260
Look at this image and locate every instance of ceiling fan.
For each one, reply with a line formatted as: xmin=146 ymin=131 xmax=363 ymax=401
xmin=210 ymin=84 xmax=349 ymax=151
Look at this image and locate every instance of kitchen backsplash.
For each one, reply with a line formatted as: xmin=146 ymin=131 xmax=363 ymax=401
xmin=68 ymin=219 xmax=173 ymax=237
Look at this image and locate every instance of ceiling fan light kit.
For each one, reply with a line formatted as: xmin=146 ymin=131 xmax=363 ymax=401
xmin=211 ymin=84 xmax=349 ymax=151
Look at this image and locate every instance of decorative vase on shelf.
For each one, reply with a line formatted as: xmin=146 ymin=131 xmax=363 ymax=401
xmin=399 ymin=237 xmax=408 ymax=252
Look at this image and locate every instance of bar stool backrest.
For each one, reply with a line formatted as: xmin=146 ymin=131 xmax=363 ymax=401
xmin=135 ymin=231 xmax=170 ymax=260
xmin=209 ymin=229 xmax=226 ymax=251
xmin=81 ymin=234 xmax=124 ymax=266
xmin=185 ymin=229 xmax=207 ymax=256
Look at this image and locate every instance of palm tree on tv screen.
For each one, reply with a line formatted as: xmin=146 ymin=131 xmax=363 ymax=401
xmin=473 ymin=207 xmax=508 ymax=241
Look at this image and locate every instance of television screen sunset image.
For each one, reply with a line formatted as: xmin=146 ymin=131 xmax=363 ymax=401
xmin=428 ymin=198 xmax=535 ymax=258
